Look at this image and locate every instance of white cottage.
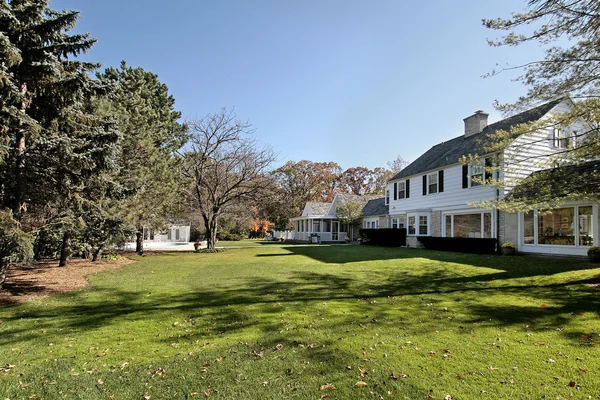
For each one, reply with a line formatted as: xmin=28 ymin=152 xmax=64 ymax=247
xmin=292 ymin=194 xmax=384 ymax=242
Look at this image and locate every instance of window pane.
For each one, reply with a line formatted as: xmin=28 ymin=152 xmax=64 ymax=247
xmin=445 ymin=215 xmax=451 ymax=237
xmin=398 ymin=182 xmax=405 ymax=199
xmin=408 ymin=216 xmax=416 ymax=235
xmin=324 ymin=220 xmax=331 ymax=232
xmin=428 ymin=174 xmax=437 ymax=194
xmin=538 ymin=208 xmax=574 ymax=245
xmin=419 ymin=216 xmax=428 ymax=235
xmin=313 ymin=221 xmax=321 ymax=232
xmin=392 ymin=218 xmax=398 ymax=229
xmin=524 ymin=211 xmax=534 ymax=244
xmin=399 ymin=216 xmax=406 ymax=228
xmin=579 ymin=206 xmax=594 ymax=246
xmin=483 ymin=213 xmax=492 ymax=238
xmin=453 ymin=214 xmax=481 ymax=238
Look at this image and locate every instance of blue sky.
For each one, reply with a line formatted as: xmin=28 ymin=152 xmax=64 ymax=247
xmin=50 ymin=0 xmax=543 ymax=170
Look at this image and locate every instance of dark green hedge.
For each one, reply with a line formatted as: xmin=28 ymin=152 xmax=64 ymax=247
xmin=359 ymin=228 xmax=407 ymax=247
xmin=417 ymin=236 xmax=498 ymax=255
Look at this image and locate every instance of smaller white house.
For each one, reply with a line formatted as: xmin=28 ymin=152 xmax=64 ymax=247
xmin=143 ymin=224 xmax=190 ymax=242
xmin=292 ymin=194 xmax=386 ymax=242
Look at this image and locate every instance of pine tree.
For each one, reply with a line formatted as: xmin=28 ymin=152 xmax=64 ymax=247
xmin=0 ymin=1 xmax=120 ymax=267
xmin=95 ymin=62 xmax=187 ymax=254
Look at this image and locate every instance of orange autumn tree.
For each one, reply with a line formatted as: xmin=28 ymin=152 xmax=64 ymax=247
xmin=250 ymin=218 xmax=273 ymax=239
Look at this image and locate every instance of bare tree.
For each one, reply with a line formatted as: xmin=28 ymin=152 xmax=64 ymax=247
xmin=387 ymin=155 xmax=409 ymax=173
xmin=182 ymin=109 xmax=276 ymax=250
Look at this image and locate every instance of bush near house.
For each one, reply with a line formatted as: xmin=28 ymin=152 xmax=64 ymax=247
xmin=417 ymin=236 xmax=498 ymax=255
xmin=359 ymin=228 xmax=407 ymax=247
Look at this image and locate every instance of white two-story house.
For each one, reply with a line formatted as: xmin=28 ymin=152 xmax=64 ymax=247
xmin=386 ymin=100 xmax=598 ymax=256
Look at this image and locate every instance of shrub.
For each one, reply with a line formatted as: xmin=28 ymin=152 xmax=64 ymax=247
xmin=417 ymin=236 xmax=498 ymax=255
xmin=359 ymin=228 xmax=407 ymax=247
xmin=501 ymin=242 xmax=515 ymax=249
xmin=587 ymin=246 xmax=600 ymax=255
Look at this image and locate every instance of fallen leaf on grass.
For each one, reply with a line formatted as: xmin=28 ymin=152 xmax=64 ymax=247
xmin=569 ymin=381 xmax=576 ymax=387
xmin=389 ymin=373 xmax=408 ymax=380
xmin=97 ymin=379 xmax=103 ymax=385
xmin=319 ymin=383 xmax=336 ymax=391
xmin=273 ymin=344 xmax=283 ymax=351
xmin=355 ymin=381 xmax=367 ymax=387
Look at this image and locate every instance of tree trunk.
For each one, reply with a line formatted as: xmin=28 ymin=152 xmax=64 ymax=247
xmin=0 ymin=259 xmax=9 ymax=288
xmin=136 ymin=229 xmax=143 ymax=255
xmin=59 ymin=231 xmax=71 ymax=267
xmin=13 ymin=83 xmax=28 ymax=219
xmin=92 ymin=244 xmax=104 ymax=262
xmin=206 ymin=217 xmax=218 ymax=250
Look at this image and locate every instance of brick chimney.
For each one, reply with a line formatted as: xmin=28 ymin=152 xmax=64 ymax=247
xmin=463 ymin=110 xmax=489 ymax=137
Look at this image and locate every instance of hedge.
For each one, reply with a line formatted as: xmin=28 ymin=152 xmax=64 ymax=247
xmin=359 ymin=228 xmax=407 ymax=247
xmin=417 ymin=236 xmax=498 ymax=255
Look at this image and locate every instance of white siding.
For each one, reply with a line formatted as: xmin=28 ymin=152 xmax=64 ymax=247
xmin=387 ymin=164 xmax=496 ymax=215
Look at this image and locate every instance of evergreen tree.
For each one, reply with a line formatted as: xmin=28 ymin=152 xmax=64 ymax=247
xmin=95 ymin=62 xmax=187 ymax=254
xmin=0 ymin=1 xmax=120 ymax=267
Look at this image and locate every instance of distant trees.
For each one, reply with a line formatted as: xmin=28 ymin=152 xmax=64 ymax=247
xmin=182 ymin=109 xmax=276 ymax=250
xmin=478 ymin=0 xmax=600 ymax=210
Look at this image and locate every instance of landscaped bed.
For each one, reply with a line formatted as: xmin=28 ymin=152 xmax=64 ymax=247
xmin=0 ymin=245 xmax=598 ymax=399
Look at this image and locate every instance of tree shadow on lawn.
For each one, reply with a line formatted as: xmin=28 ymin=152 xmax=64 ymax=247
xmin=1 ymin=261 xmax=598 ymax=349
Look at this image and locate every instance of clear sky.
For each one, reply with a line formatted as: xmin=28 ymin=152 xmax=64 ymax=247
xmin=50 ymin=0 xmax=543 ymax=170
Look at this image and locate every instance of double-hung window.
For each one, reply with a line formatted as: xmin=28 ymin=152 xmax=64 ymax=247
xmin=419 ymin=216 xmax=428 ymax=235
xmin=392 ymin=218 xmax=398 ymax=229
xmin=398 ymin=215 xmax=406 ymax=228
xmin=397 ymin=181 xmax=405 ymax=199
xmin=470 ymin=161 xmax=484 ymax=187
xmin=553 ymin=127 xmax=570 ymax=149
xmin=428 ymin=173 xmax=438 ymax=194
xmin=385 ymin=190 xmax=390 ymax=205
xmin=408 ymin=216 xmax=416 ymax=235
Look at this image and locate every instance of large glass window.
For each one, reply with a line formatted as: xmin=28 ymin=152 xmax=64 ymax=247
xmin=538 ymin=208 xmax=575 ymax=245
xmin=444 ymin=213 xmax=492 ymax=238
xmin=408 ymin=216 xmax=416 ymax=235
xmin=524 ymin=211 xmax=535 ymax=244
xmin=579 ymin=206 xmax=594 ymax=246
xmin=453 ymin=214 xmax=482 ymax=238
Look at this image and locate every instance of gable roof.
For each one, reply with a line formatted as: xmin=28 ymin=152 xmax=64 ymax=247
xmin=305 ymin=202 xmax=330 ymax=216
xmin=391 ymin=100 xmax=562 ymax=181
xmin=361 ymin=198 xmax=388 ymax=217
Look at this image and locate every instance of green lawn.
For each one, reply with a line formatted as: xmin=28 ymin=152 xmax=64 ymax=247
xmin=1 ymin=245 xmax=599 ymax=399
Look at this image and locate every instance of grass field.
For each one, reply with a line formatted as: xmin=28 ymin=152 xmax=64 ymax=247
xmin=0 ymin=245 xmax=599 ymax=399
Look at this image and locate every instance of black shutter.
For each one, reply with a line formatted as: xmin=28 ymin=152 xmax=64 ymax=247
xmin=484 ymin=158 xmax=492 ymax=181
xmin=438 ymin=170 xmax=444 ymax=193
xmin=406 ymin=179 xmax=410 ymax=198
xmin=462 ymin=165 xmax=469 ymax=188
xmin=394 ymin=182 xmax=397 ymax=200
xmin=422 ymin=175 xmax=427 ymax=196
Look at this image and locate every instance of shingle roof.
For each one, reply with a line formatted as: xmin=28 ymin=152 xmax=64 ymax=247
xmin=391 ymin=100 xmax=562 ymax=181
xmin=510 ymin=159 xmax=600 ymax=200
xmin=307 ymin=202 xmax=330 ymax=216
xmin=361 ymin=198 xmax=388 ymax=217
xmin=336 ymin=193 xmax=380 ymax=207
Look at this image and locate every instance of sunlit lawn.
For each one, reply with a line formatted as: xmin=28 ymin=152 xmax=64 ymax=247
xmin=0 ymin=245 xmax=599 ymax=399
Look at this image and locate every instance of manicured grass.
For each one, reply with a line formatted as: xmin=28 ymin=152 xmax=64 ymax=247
xmin=0 ymin=245 xmax=599 ymax=399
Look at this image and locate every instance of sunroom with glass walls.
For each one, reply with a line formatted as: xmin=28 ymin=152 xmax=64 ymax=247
xmin=518 ymin=203 xmax=598 ymax=255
